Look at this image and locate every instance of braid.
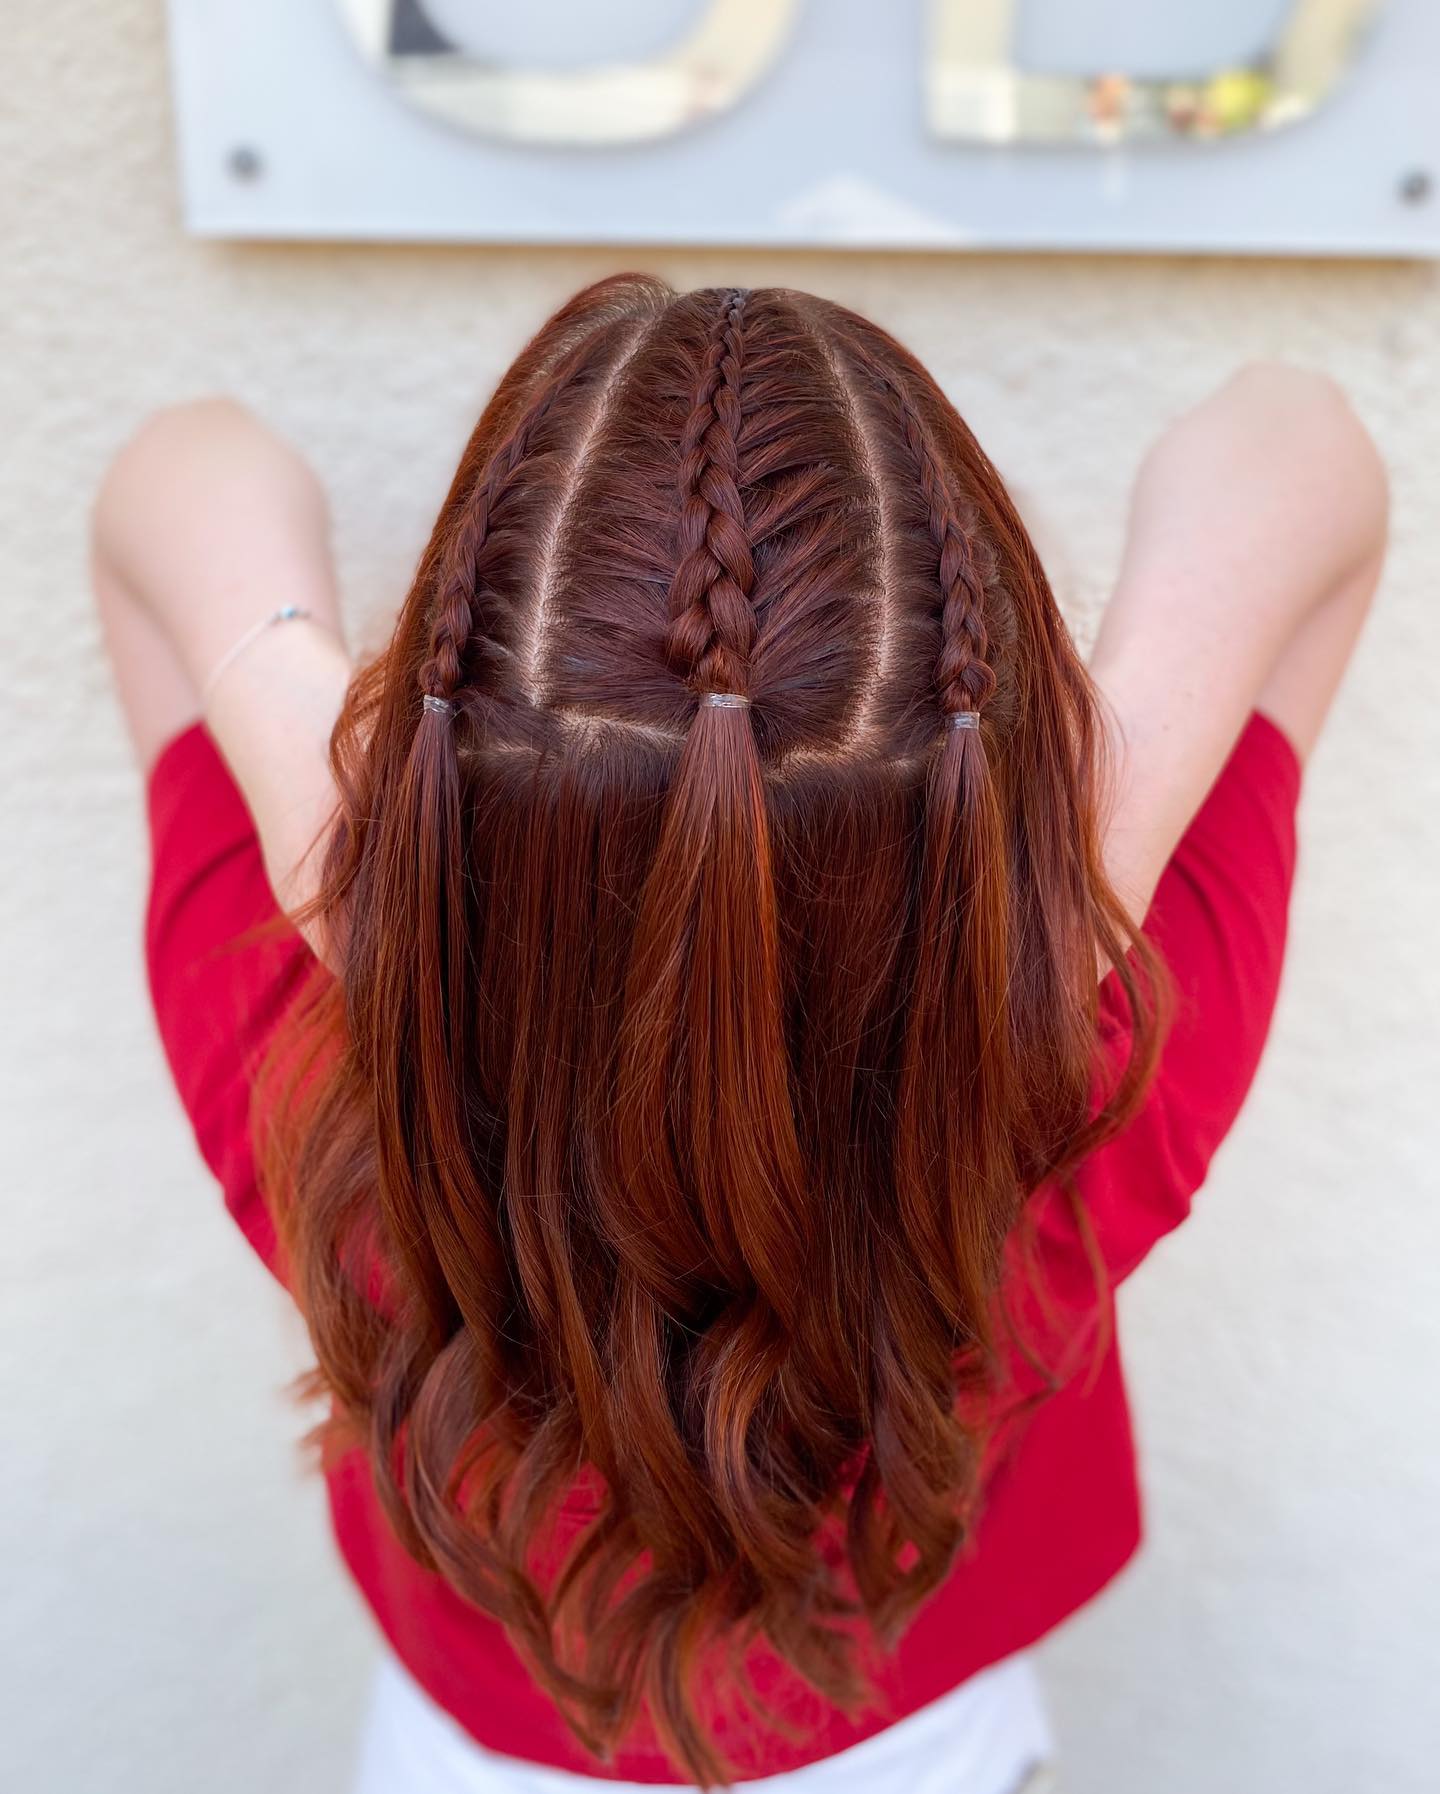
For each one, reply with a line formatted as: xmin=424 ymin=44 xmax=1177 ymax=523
xmin=664 ymin=291 xmax=756 ymax=698
xmin=367 ymin=334 xmax=634 ymax=1378
xmin=419 ymin=342 xmax=605 ymax=707
xmin=828 ymin=333 xmax=1015 ymax=1376
xmin=608 ymin=289 xmax=830 ymax=1754
xmin=858 ymin=357 xmax=997 ymax=722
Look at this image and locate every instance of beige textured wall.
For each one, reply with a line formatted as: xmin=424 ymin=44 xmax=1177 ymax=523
xmin=5 ymin=7 xmax=1438 ymax=1793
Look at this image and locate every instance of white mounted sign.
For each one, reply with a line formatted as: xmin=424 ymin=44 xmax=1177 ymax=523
xmin=166 ymin=0 xmax=1440 ymax=255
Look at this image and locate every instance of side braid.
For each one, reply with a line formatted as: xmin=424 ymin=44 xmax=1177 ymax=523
xmin=856 ymin=356 xmax=998 ymax=723
xmin=833 ymin=336 xmax=1016 ymax=1369
xmin=419 ymin=335 xmax=620 ymax=709
xmin=419 ymin=416 xmax=540 ymax=706
xmin=363 ymin=327 xmax=640 ymax=1381
xmin=664 ymin=290 xmax=756 ymax=699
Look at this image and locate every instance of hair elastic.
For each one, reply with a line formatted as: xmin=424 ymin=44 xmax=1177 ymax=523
xmin=948 ymin=711 xmax=981 ymax=731
xmin=700 ymin=691 xmax=751 ymax=709
xmin=422 ymin=694 xmax=457 ymax=717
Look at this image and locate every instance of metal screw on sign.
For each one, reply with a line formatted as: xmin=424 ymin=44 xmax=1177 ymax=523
xmin=227 ymin=145 xmax=264 ymax=183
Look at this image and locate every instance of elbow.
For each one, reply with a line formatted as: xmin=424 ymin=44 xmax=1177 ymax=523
xmin=1229 ymin=360 xmax=1390 ymax=564
xmin=1225 ymin=360 xmax=1357 ymax=424
xmin=99 ymin=396 xmax=254 ymax=496
xmin=123 ymin=393 xmax=255 ymax=446
xmin=91 ymin=395 xmax=255 ymax=571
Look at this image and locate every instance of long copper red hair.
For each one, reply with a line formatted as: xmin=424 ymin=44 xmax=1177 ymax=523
xmin=257 ymin=276 xmax=1165 ymax=1783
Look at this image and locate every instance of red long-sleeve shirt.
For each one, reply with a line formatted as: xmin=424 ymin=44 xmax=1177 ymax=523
xmin=143 ymin=706 xmax=1301 ymax=1782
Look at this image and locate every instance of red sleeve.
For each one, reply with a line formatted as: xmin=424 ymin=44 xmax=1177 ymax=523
xmin=143 ymin=721 xmax=318 ymax=1282
xmin=1029 ymin=706 xmax=1304 ymax=1307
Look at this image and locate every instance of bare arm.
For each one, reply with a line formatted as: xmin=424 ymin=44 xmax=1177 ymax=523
xmin=1091 ymin=363 xmax=1388 ymax=926
xmin=91 ymin=399 xmax=352 ymax=960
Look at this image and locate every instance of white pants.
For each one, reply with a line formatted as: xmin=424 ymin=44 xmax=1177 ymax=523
xmin=350 ymin=1646 xmax=1054 ymax=1794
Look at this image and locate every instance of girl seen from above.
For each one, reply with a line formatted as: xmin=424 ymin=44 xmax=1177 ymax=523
xmin=92 ymin=278 xmax=1387 ymax=1794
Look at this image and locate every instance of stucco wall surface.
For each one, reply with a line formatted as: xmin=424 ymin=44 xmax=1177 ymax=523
xmin=3 ymin=7 xmax=1437 ymax=1793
